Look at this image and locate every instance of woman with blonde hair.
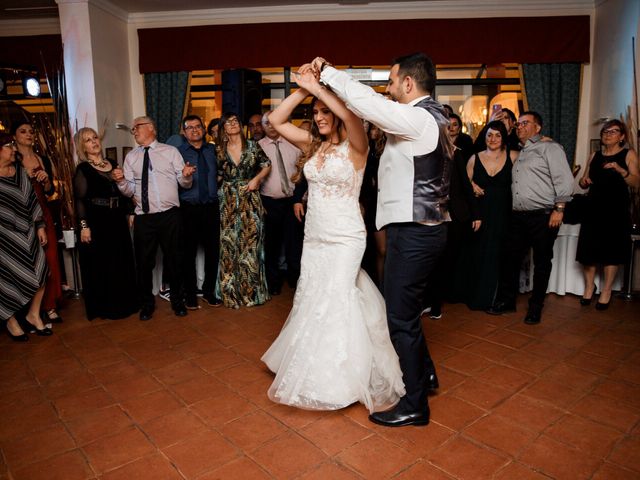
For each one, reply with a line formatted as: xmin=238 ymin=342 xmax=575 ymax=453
xmin=262 ymin=65 xmax=404 ymax=413
xmin=73 ymin=127 xmax=138 ymax=319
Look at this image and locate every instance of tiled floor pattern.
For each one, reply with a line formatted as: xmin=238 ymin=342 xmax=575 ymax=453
xmin=0 ymin=288 xmax=639 ymax=479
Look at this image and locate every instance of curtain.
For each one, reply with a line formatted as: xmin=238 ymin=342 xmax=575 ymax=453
xmin=522 ymin=63 xmax=581 ymax=166
xmin=144 ymin=72 xmax=189 ymax=142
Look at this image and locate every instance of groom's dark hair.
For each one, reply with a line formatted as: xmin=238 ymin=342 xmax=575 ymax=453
xmin=392 ymin=52 xmax=436 ymax=95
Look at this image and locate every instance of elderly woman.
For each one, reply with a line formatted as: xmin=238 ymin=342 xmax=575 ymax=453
xmin=73 ymin=127 xmax=139 ymax=319
xmin=216 ymin=112 xmax=271 ymax=308
xmin=0 ymin=133 xmax=52 ymax=340
xmin=13 ymin=121 xmax=64 ymax=324
xmin=577 ymin=120 xmax=640 ymax=309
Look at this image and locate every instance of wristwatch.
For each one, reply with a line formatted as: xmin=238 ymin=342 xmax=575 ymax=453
xmin=553 ymin=205 xmax=565 ymax=213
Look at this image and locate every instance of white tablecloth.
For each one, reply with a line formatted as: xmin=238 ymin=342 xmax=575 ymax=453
xmin=521 ymin=223 xmax=623 ymax=296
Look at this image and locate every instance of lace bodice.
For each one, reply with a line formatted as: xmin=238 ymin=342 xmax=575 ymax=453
xmin=304 ymin=140 xmax=364 ymax=203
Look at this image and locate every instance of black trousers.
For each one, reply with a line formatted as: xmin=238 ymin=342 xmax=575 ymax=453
xmin=261 ymin=195 xmax=304 ymax=290
xmin=384 ymin=222 xmax=447 ymax=412
xmin=134 ymin=208 xmax=184 ymax=310
xmin=182 ymin=202 xmax=220 ymax=301
xmin=423 ymin=219 xmax=470 ymax=309
xmin=496 ymin=211 xmax=559 ymax=311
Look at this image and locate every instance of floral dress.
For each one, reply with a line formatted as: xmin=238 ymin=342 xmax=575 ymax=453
xmin=217 ymin=140 xmax=271 ymax=308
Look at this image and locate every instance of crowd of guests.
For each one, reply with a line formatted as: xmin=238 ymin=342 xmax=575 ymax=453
xmin=2 ymin=99 xmax=639 ymax=339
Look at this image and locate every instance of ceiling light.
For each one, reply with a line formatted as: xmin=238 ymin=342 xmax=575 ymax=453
xmin=23 ymin=75 xmax=40 ymax=97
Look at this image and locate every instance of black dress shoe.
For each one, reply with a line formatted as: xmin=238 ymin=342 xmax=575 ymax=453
xmin=580 ymin=297 xmax=593 ymax=306
xmin=173 ymin=304 xmax=188 ymax=317
xmin=202 ymin=294 xmax=222 ymax=307
xmin=524 ymin=309 xmax=541 ymax=325
xmin=369 ymin=405 xmax=430 ymax=427
xmin=595 ymin=300 xmax=610 ymax=311
xmin=486 ymin=302 xmax=516 ymax=315
xmin=139 ymin=307 xmax=154 ymax=321
xmin=427 ymin=373 xmax=439 ymax=390
xmin=185 ymin=298 xmax=200 ymax=310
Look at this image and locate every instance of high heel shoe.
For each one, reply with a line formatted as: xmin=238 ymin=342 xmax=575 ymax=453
xmin=6 ymin=329 xmax=29 ymax=342
xmin=26 ymin=324 xmax=53 ymax=336
xmin=24 ymin=317 xmax=53 ymax=336
xmin=580 ymin=283 xmax=597 ymax=306
xmin=595 ymin=300 xmax=611 ymax=311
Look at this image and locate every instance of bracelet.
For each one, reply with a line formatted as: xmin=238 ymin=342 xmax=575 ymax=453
xmin=80 ymin=220 xmax=89 ymax=230
xmin=320 ymin=61 xmax=332 ymax=72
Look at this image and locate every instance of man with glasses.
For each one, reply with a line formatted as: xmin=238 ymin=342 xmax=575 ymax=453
xmin=178 ymin=115 xmax=222 ymax=309
xmin=487 ymin=111 xmax=573 ymax=325
xmin=114 ymin=116 xmax=195 ymax=320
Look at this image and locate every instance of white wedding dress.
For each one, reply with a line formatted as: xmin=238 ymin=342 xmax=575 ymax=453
xmin=261 ymin=139 xmax=405 ymax=413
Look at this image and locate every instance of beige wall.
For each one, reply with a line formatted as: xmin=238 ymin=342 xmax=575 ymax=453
xmin=88 ymin=2 xmax=133 ymax=161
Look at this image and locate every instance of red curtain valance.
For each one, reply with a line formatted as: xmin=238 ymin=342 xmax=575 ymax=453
xmin=138 ymin=16 xmax=590 ymax=73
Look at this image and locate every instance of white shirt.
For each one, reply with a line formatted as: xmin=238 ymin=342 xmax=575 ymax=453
xmin=117 ymin=140 xmax=192 ymax=215
xmin=320 ymin=67 xmax=440 ymax=229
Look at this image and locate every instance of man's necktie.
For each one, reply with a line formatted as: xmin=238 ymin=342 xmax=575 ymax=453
xmin=141 ymin=146 xmax=150 ymax=213
xmin=274 ymin=141 xmax=291 ymax=196
xmin=196 ymin=148 xmax=209 ymax=203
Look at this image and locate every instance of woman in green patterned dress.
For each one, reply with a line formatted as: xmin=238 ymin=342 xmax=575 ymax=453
xmin=216 ymin=113 xmax=272 ymax=308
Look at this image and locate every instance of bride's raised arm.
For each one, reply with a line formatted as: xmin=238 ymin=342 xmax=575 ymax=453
xmin=295 ymin=65 xmax=368 ymax=169
xmin=269 ymin=87 xmax=313 ymax=151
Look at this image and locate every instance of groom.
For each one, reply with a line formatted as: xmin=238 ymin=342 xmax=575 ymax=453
xmin=313 ymin=53 xmax=452 ymax=427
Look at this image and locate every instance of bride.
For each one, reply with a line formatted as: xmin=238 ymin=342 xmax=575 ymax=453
xmin=261 ymin=65 xmax=405 ymax=413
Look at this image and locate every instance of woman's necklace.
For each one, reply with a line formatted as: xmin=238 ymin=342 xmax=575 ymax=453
xmin=88 ymin=157 xmax=109 ymax=169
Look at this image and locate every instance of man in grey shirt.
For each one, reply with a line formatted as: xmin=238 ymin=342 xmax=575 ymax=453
xmin=487 ymin=111 xmax=573 ymax=324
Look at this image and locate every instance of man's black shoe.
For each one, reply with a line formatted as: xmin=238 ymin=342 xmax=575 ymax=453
xmin=139 ymin=307 xmax=154 ymax=321
xmin=486 ymin=301 xmax=516 ymax=315
xmin=202 ymin=294 xmax=222 ymax=307
xmin=524 ymin=309 xmax=541 ymax=325
xmin=185 ymin=298 xmax=200 ymax=310
xmin=173 ymin=304 xmax=188 ymax=317
xmin=427 ymin=373 xmax=439 ymax=390
xmin=369 ymin=405 xmax=430 ymax=427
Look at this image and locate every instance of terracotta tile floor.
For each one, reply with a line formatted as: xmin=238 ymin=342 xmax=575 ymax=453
xmin=1 ymin=288 xmax=639 ymax=479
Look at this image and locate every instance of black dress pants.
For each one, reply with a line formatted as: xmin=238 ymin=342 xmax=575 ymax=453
xmin=495 ymin=211 xmax=559 ymax=312
xmin=182 ymin=202 xmax=220 ymax=301
xmin=134 ymin=208 xmax=184 ymax=310
xmin=261 ymin=195 xmax=304 ymax=290
xmin=384 ymin=222 xmax=447 ymax=412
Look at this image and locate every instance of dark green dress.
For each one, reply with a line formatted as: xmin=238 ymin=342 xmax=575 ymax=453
xmin=453 ymin=151 xmax=512 ymax=310
xmin=217 ymin=141 xmax=271 ymax=308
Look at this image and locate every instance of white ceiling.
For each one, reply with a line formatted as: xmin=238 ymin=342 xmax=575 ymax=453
xmin=0 ymin=0 xmax=437 ymax=19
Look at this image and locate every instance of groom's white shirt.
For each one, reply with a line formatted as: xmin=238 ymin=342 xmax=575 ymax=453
xmin=320 ymin=66 xmax=440 ymax=230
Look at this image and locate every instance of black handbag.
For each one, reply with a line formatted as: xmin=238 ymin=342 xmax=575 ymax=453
xmin=563 ymin=193 xmax=589 ymax=224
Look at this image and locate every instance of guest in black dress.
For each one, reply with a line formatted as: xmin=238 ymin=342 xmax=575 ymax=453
xmin=73 ymin=127 xmax=139 ymax=320
xmin=448 ymin=113 xmax=474 ymax=163
xmin=473 ymin=108 xmax=520 ymax=153
xmin=452 ymin=120 xmax=518 ymax=310
xmin=576 ymin=119 xmax=640 ymax=309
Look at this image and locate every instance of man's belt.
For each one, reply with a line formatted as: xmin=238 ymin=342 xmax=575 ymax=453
xmin=90 ymin=197 xmax=120 ymax=208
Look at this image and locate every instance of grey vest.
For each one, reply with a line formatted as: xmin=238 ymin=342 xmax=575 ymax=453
xmin=412 ymin=97 xmax=452 ymax=223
